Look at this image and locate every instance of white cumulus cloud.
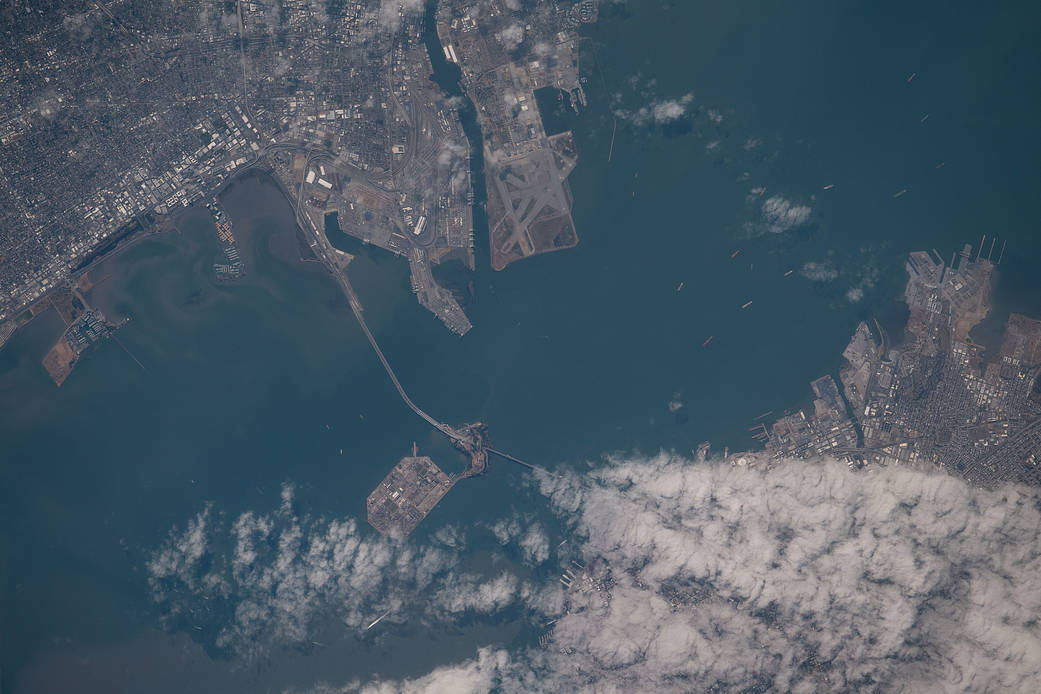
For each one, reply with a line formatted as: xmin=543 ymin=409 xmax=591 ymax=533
xmin=147 ymin=484 xmax=467 ymax=662
xmin=496 ymin=23 xmax=525 ymax=51
xmin=800 ymin=260 xmax=839 ymax=282
xmin=760 ymin=194 xmax=812 ymax=233
xmin=616 ymin=92 xmax=694 ymax=126
xmin=339 ymin=454 xmax=1041 ymax=693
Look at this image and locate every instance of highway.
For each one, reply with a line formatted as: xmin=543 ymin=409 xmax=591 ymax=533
xmin=339 ymin=270 xmax=458 ymax=441
xmin=288 ymin=173 xmax=461 ymax=442
xmin=283 ymin=155 xmax=544 ymax=474
xmin=487 ymin=448 xmax=539 ymax=471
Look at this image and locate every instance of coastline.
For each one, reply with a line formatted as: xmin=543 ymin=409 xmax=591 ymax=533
xmin=0 ymin=163 xmax=275 ymax=355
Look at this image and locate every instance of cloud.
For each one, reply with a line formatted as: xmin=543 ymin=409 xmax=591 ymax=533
xmin=488 ymin=514 xmax=551 ymax=565
xmin=346 ymin=454 xmax=1041 ymax=693
xmin=537 ymin=455 xmax=1041 ymax=691
xmin=149 ymin=449 xmax=1041 ymax=694
xmin=518 ymin=523 xmax=550 ymax=565
xmin=758 ymin=194 xmax=812 ymax=233
xmin=148 ymin=504 xmax=212 ymax=592
xmin=147 ymin=484 xmax=465 ymax=662
xmin=378 ymin=0 xmax=424 ymax=33
xmin=287 ymin=648 xmax=516 ymax=694
xmin=845 ymin=250 xmax=881 ymax=303
xmin=438 ymin=140 xmax=467 ymax=166
xmin=798 ymin=248 xmax=881 ymax=302
xmin=432 ymin=572 xmax=526 ymax=616
xmin=800 ymin=260 xmax=838 ymax=282
xmin=615 ymin=93 xmax=694 ymax=126
xmin=496 ymin=23 xmax=525 ymax=51
xmin=489 ymin=515 xmax=523 ymax=546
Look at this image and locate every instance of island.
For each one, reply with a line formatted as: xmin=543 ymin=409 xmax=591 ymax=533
xmin=367 ymin=443 xmax=456 ymax=538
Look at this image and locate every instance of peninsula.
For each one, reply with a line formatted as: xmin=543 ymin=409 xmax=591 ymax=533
xmin=758 ymin=242 xmax=1041 ymax=488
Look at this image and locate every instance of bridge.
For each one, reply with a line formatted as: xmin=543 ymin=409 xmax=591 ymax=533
xmin=338 ymin=271 xmax=458 ymax=440
xmin=337 ymin=262 xmax=541 ymax=473
xmin=285 ymin=160 xmax=541 ymax=474
xmin=487 ymin=448 xmax=540 ymax=471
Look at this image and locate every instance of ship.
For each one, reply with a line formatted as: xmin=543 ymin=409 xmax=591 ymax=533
xmin=366 ymin=610 xmax=391 ymax=630
xmin=702 ymin=336 xmax=714 ymax=347
xmin=783 ymin=269 xmax=794 ymax=277
xmin=741 ymin=301 xmax=753 ymax=309
xmin=730 ymin=250 xmax=741 ymax=259
xmin=823 ymin=184 xmax=835 ymax=190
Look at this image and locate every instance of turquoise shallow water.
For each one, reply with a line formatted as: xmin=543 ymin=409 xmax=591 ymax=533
xmin=2 ymin=1 xmax=1040 ymax=691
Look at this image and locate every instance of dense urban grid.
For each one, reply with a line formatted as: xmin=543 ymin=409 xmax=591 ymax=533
xmin=0 ymin=0 xmax=596 ymax=345
xmin=764 ymin=243 xmax=1041 ymax=488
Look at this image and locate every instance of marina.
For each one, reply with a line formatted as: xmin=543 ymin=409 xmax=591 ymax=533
xmin=207 ymin=200 xmax=246 ymax=281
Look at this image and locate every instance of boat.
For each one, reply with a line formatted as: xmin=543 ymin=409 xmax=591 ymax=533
xmin=702 ymin=336 xmax=713 ymax=347
xmin=783 ymin=269 xmax=794 ymax=277
xmin=366 ymin=610 xmax=391 ymax=630
xmin=741 ymin=301 xmax=753 ymax=309
xmin=730 ymin=250 xmax=741 ymax=259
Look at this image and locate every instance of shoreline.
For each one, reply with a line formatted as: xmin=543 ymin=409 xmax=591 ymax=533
xmin=0 ymin=164 xmax=271 ymax=351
